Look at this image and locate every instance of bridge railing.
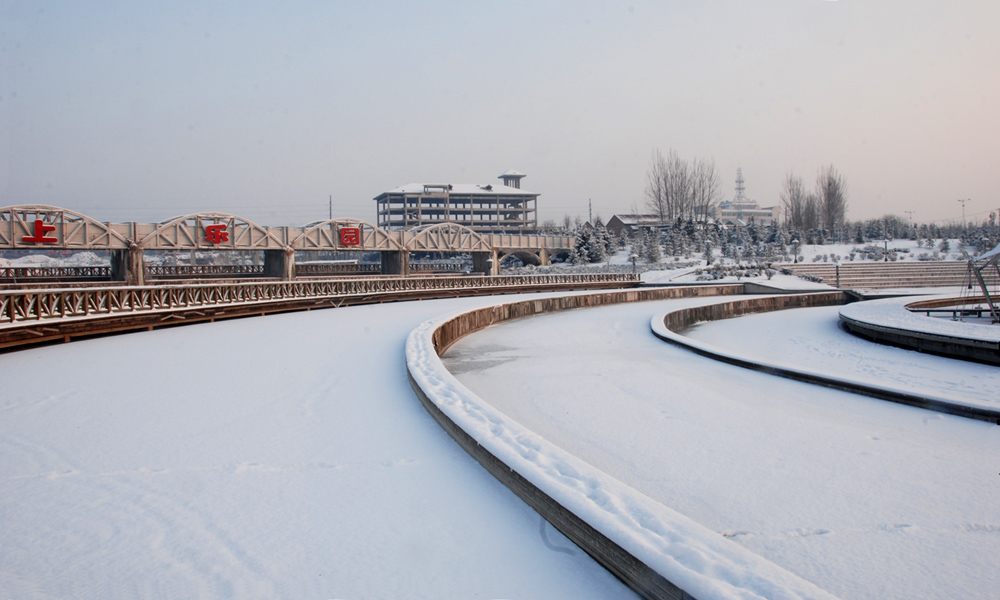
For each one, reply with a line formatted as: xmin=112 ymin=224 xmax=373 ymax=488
xmin=0 ymin=266 xmax=113 ymax=281
xmin=295 ymin=263 xmax=381 ymax=276
xmin=145 ymin=265 xmax=267 ymax=278
xmin=0 ymin=273 xmax=637 ymax=325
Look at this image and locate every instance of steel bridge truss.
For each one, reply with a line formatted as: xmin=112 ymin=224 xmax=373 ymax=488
xmin=0 ymin=206 xmax=574 ymax=281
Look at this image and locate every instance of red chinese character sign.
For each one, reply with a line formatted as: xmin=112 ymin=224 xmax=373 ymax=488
xmin=339 ymin=226 xmax=361 ymax=247
xmin=204 ymin=224 xmax=229 ymax=244
xmin=22 ymin=220 xmax=58 ymax=244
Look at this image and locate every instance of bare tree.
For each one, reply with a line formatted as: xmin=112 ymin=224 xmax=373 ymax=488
xmin=803 ymin=193 xmax=821 ymax=230
xmin=691 ymin=158 xmax=722 ymax=221
xmin=645 ymin=148 xmax=706 ymax=222
xmin=780 ymin=173 xmax=807 ymax=228
xmin=644 ymin=149 xmax=668 ymax=221
xmin=664 ymin=150 xmax=691 ymax=221
xmin=816 ymin=165 xmax=848 ymax=230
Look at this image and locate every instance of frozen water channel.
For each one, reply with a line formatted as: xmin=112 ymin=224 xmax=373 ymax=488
xmin=442 ymin=296 xmax=1000 ymax=600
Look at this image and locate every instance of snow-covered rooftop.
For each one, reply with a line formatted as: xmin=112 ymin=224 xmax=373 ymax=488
xmin=378 ymin=182 xmax=537 ymax=196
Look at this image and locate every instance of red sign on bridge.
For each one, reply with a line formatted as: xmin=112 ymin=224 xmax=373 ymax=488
xmin=22 ymin=220 xmax=58 ymax=244
xmin=205 ymin=224 xmax=229 ymax=244
xmin=339 ymin=227 xmax=361 ymax=246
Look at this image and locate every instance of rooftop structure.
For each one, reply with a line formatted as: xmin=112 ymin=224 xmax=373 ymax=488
xmin=375 ymin=171 xmax=539 ymax=232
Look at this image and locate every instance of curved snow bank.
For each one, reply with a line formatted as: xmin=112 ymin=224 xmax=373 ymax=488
xmin=650 ymin=294 xmax=1000 ymax=424
xmin=840 ymin=295 xmax=1000 ymax=366
xmin=406 ymin=289 xmax=840 ymax=600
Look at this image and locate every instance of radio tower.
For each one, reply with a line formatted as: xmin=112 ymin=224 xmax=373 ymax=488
xmin=734 ymin=168 xmax=748 ymax=203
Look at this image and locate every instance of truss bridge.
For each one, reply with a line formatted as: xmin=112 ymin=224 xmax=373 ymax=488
xmin=0 ymin=205 xmax=575 ymax=285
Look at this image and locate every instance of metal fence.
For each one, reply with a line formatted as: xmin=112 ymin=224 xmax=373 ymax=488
xmin=145 ymin=264 xmax=267 ymax=278
xmin=295 ymin=263 xmax=381 ymax=275
xmin=0 ymin=266 xmax=112 ymax=281
xmin=0 ymin=273 xmax=638 ymax=325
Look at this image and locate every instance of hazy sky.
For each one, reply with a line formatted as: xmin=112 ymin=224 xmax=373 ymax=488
xmin=2 ymin=1 xmax=997 ymax=228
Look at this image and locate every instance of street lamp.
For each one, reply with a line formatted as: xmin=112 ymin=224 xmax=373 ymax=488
xmin=630 ymin=253 xmax=638 ymax=276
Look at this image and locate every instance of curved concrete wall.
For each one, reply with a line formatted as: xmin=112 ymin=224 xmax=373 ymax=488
xmin=840 ymin=296 xmax=1000 ymax=367
xmin=406 ymin=284 xmax=840 ymax=600
xmin=651 ymin=293 xmax=1000 ymax=425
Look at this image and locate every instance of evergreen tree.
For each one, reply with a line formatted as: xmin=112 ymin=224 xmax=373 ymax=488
xmin=592 ymin=219 xmax=613 ymax=260
xmin=616 ymin=229 xmax=631 ymax=254
xmin=573 ymin=227 xmax=594 ymax=263
xmin=645 ymin=230 xmax=662 ymax=262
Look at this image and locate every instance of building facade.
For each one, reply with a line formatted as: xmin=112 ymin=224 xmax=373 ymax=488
xmin=374 ymin=170 xmax=538 ymax=232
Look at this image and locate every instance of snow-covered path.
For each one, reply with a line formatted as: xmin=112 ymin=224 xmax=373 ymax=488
xmin=0 ymin=294 xmax=635 ymax=599
xmin=686 ymin=304 xmax=1000 ymax=410
xmin=443 ymin=298 xmax=1000 ymax=600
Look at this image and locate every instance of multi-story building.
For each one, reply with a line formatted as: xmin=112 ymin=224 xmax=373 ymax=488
xmin=374 ymin=170 xmax=539 ymax=232
xmin=711 ymin=168 xmax=778 ymax=226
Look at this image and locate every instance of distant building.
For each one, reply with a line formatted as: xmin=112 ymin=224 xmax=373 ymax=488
xmin=374 ymin=170 xmax=538 ymax=232
xmin=606 ymin=214 xmax=664 ymax=237
xmin=711 ymin=168 xmax=778 ymax=226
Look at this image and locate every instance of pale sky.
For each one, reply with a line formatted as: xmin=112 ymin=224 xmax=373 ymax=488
xmin=2 ymin=1 xmax=997 ymax=228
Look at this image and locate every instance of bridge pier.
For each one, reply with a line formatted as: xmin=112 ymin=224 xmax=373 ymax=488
xmin=381 ymin=250 xmax=410 ymax=276
xmin=110 ymin=245 xmax=145 ymax=286
xmin=264 ymin=248 xmax=295 ymax=280
xmin=472 ymin=250 xmax=498 ymax=275
xmin=539 ymin=248 xmax=551 ymax=266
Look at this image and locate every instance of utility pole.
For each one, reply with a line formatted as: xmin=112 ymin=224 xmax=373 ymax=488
xmin=957 ymin=198 xmax=969 ymax=230
xmin=905 ymin=210 xmax=915 ymax=226
xmin=329 ymin=195 xmax=333 ymax=221
xmin=588 ymin=199 xmax=592 ymax=224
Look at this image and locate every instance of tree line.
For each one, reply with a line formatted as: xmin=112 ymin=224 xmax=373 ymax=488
xmin=644 ymin=149 xmax=723 ymax=222
xmin=780 ymin=166 xmax=849 ymax=231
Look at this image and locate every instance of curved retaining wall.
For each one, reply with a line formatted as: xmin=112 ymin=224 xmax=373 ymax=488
xmin=406 ymin=284 xmax=839 ymax=600
xmin=840 ymin=297 xmax=1000 ymax=367
xmin=651 ymin=293 xmax=1000 ymax=425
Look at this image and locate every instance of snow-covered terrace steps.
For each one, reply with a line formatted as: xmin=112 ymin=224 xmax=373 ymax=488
xmin=406 ymin=285 xmax=840 ymax=600
xmin=651 ymin=294 xmax=1000 ymax=425
xmin=777 ymin=261 xmax=997 ymax=289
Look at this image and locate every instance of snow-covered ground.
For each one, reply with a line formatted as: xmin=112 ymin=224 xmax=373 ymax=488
xmin=5 ymin=283 xmax=999 ymax=599
xmin=442 ymin=297 xmax=1000 ymax=600
xmin=0 ymin=293 xmax=636 ymax=599
xmin=839 ymin=295 xmax=1000 ymax=344
xmin=685 ymin=302 xmax=1000 ymax=411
